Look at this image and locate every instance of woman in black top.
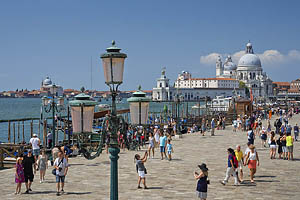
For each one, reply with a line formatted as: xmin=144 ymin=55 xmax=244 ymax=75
xmin=194 ymin=163 xmax=208 ymax=200
xmin=277 ymin=134 xmax=283 ymax=159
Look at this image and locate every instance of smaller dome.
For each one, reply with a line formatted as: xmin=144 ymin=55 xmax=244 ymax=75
xmin=223 ymin=55 xmax=237 ymax=70
xmin=43 ymin=77 xmax=52 ymax=86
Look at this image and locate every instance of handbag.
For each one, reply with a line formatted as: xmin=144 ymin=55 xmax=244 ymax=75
xmin=144 ymin=168 xmax=147 ymax=174
xmin=52 ymin=158 xmax=64 ymax=176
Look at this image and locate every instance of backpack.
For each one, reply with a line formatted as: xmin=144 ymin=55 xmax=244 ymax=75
xmin=232 ymin=153 xmax=238 ymax=168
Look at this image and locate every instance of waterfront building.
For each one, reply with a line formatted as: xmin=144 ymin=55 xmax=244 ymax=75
xmin=216 ymin=42 xmax=273 ymax=98
xmin=40 ymin=76 xmax=63 ymax=96
xmin=152 ymin=70 xmax=245 ymax=101
xmin=152 ymin=69 xmax=174 ymax=101
xmin=291 ymin=78 xmax=300 ymax=91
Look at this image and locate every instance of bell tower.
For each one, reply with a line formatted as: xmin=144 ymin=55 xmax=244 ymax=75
xmin=216 ymin=56 xmax=223 ymax=77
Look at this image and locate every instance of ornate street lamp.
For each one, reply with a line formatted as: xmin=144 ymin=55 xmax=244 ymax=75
xmin=174 ymin=94 xmax=183 ymax=138
xmin=42 ymin=94 xmax=64 ymax=148
xmin=69 ymin=88 xmax=99 ymax=159
xmin=101 ymin=40 xmax=127 ymax=200
xmin=127 ymin=86 xmax=150 ymax=126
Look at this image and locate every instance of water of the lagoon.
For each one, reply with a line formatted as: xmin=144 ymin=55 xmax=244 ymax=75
xmin=0 ymin=98 xmax=202 ymax=143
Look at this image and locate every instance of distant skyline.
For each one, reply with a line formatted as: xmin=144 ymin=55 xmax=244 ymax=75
xmin=1 ymin=1 xmax=300 ymax=91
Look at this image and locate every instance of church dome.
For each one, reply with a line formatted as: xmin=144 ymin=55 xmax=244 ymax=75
xmin=237 ymin=42 xmax=262 ymax=70
xmin=238 ymin=53 xmax=261 ymax=68
xmin=43 ymin=77 xmax=52 ymax=86
xmin=223 ymin=55 xmax=237 ymax=70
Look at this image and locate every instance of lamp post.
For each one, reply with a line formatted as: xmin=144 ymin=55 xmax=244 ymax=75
xmin=42 ymin=90 xmax=65 ymax=148
xmin=174 ymin=94 xmax=183 ymax=138
xmin=232 ymin=89 xmax=237 ymax=120
xmin=69 ymin=88 xmax=98 ymax=156
xmin=101 ymin=40 xmax=127 ymax=200
xmin=127 ymin=86 xmax=150 ymax=126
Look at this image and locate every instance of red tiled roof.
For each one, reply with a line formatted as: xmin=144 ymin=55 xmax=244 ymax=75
xmin=273 ymin=82 xmax=290 ymax=86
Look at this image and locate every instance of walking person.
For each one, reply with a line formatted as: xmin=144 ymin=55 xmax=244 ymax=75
xmin=47 ymin=131 xmax=53 ymax=149
xmin=154 ymin=128 xmax=160 ymax=148
xmin=135 ymin=151 xmax=148 ymax=189
xmin=37 ymin=149 xmax=48 ymax=183
xmin=277 ymin=134 xmax=283 ymax=159
xmin=22 ymin=150 xmax=36 ymax=194
xmin=235 ymin=145 xmax=244 ymax=182
xmin=54 ymin=151 xmax=69 ymax=196
xmin=166 ymin=139 xmax=174 ymax=161
xmin=281 ymin=133 xmax=287 ymax=159
xmin=269 ymin=131 xmax=277 ymax=159
xmin=244 ymin=145 xmax=259 ymax=183
xmin=294 ymin=124 xmax=299 ymax=141
xmin=148 ymin=132 xmax=155 ymax=158
xmin=247 ymin=127 xmax=255 ymax=145
xmin=29 ymin=134 xmax=41 ymax=161
xmin=286 ymin=132 xmax=294 ymax=160
xmin=211 ymin=118 xmax=215 ymax=136
xmin=194 ymin=163 xmax=209 ymax=200
xmin=220 ymin=148 xmax=238 ymax=186
xmin=260 ymin=127 xmax=267 ymax=147
xmin=159 ymin=132 xmax=167 ymax=160
xmin=201 ymin=119 xmax=206 ymax=136
xmin=15 ymin=157 xmax=25 ymax=195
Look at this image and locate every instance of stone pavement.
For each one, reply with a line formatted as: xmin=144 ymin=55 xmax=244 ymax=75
xmin=1 ymin=115 xmax=300 ymax=200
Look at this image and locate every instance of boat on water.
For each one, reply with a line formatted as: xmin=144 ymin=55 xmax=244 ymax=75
xmin=97 ymin=104 xmax=110 ymax=111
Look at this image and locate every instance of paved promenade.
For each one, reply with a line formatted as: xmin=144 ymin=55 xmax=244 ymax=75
xmin=1 ymin=115 xmax=300 ymax=200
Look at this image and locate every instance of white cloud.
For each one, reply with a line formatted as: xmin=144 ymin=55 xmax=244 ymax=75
xmin=200 ymin=49 xmax=300 ymax=67
xmin=200 ymin=53 xmax=221 ymax=65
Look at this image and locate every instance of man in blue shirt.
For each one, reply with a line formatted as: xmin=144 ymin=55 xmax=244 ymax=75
xmin=159 ymin=132 xmax=167 ymax=160
xmin=220 ymin=148 xmax=238 ymax=186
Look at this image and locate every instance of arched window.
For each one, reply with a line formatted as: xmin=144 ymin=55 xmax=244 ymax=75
xmin=159 ymin=83 xmax=162 ymax=87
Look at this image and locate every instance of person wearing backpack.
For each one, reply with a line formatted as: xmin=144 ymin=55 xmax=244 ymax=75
xmin=247 ymin=127 xmax=255 ymax=145
xmin=54 ymin=152 xmax=68 ymax=196
xmin=220 ymin=148 xmax=238 ymax=186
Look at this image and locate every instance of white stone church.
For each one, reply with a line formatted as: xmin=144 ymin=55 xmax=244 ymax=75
xmin=216 ymin=42 xmax=273 ymax=98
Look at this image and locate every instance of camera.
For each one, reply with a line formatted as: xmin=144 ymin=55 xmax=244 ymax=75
xmin=59 ymin=167 xmax=62 ymax=172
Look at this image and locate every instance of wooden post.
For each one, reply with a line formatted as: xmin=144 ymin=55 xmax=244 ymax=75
xmin=38 ymin=119 xmax=41 ymax=139
xmin=56 ymin=123 xmax=59 ymax=145
xmin=22 ymin=121 xmax=25 ymax=143
xmin=30 ymin=120 xmax=33 ymax=138
xmin=0 ymin=149 xmax=4 ymax=168
xmin=63 ymin=120 xmax=66 ymax=141
xmin=8 ymin=121 xmax=11 ymax=143
xmin=17 ymin=122 xmax=20 ymax=143
xmin=13 ymin=123 xmax=16 ymax=144
xmin=43 ymin=120 xmax=47 ymax=148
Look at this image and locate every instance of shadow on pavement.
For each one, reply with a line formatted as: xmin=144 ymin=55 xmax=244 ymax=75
xmin=26 ymin=191 xmax=57 ymax=194
xmin=255 ymin=175 xmax=276 ymax=178
xmin=64 ymin=192 xmax=92 ymax=195
xmin=147 ymin=187 xmax=163 ymax=190
xmin=255 ymin=180 xmax=280 ymax=183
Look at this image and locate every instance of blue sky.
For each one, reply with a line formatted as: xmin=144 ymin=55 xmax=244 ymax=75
xmin=1 ymin=0 xmax=300 ymax=91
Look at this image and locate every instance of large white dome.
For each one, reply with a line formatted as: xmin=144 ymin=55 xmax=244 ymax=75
xmin=238 ymin=54 xmax=261 ymax=68
xmin=43 ymin=77 xmax=52 ymax=86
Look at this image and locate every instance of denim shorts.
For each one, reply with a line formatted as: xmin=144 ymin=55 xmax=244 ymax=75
xmin=33 ymin=149 xmax=40 ymax=156
xmin=160 ymin=146 xmax=165 ymax=153
xmin=56 ymin=175 xmax=65 ymax=183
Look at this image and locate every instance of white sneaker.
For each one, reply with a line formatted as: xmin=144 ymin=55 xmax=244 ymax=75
xmin=40 ymin=180 xmax=42 ymax=183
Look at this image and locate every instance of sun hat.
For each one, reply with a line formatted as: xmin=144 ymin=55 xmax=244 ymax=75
xmin=198 ymin=163 xmax=208 ymax=172
xmin=33 ymin=134 xmax=37 ymax=137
